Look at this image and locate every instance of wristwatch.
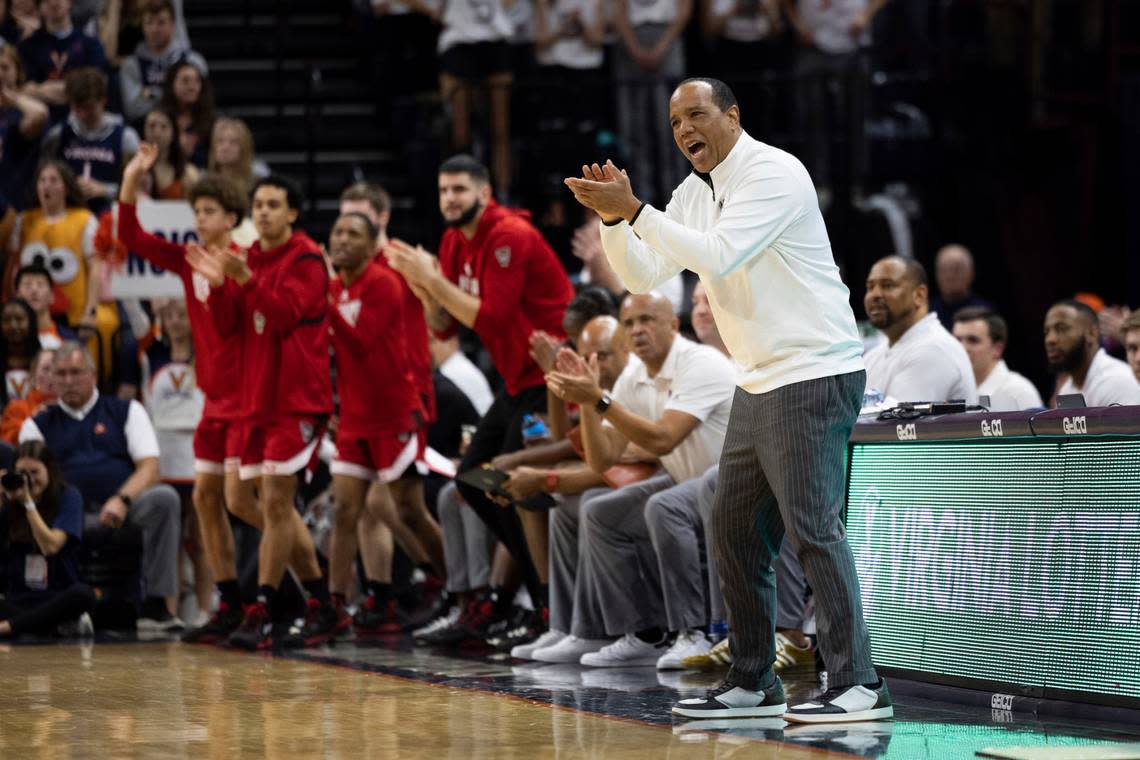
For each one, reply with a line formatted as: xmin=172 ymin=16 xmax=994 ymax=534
xmin=118 ymin=492 xmax=133 ymax=508
xmin=595 ymin=391 xmax=612 ymax=415
xmin=544 ymin=472 xmax=560 ymax=493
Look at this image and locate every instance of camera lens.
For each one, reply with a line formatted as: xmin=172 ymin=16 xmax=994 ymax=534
xmin=1 ymin=472 xmax=24 ymax=491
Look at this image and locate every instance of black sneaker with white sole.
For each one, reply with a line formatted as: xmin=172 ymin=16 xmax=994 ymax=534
xmin=671 ymin=678 xmax=788 ymax=719
xmin=783 ymin=679 xmax=893 ymax=723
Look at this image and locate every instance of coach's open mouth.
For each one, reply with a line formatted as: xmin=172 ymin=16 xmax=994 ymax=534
xmin=686 ymin=141 xmax=706 ymax=159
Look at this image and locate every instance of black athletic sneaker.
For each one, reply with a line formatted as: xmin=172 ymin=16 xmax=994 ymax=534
xmin=784 ymin=679 xmax=893 ymax=723
xmin=672 ymin=678 xmax=788 ymax=719
xmin=419 ymin=597 xmax=498 ymax=647
xmin=182 ymin=602 xmax=243 ymax=644
xmin=227 ymin=602 xmax=274 ymax=651
xmin=281 ymin=598 xmax=353 ymax=649
xmin=487 ymin=607 xmax=546 ymax=650
xmin=354 ymin=596 xmax=406 ymax=636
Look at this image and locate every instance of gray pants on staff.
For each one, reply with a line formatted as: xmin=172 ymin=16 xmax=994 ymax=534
xmin=712 ymin=371 xmax=876 ymax=691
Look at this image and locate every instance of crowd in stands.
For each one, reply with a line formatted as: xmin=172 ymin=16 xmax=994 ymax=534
xmin=0 ymin=1 xmax=1136 ymax=676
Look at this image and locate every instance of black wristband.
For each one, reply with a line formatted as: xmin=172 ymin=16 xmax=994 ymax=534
xmin=601 ymin=216 xmax=623 ymax=227
xmin=117 ymin=492 xmax=133 ymax=508
xmin=628 ymin=202 xmax=647 ymax=227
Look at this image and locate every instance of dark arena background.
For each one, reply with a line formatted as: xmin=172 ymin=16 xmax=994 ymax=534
xmin=1 ymin=0 xmax=1139 ymax=758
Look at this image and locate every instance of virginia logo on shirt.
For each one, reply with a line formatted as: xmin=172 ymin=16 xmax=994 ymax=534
xmin=494 ymin=246 xmax=511 ymax=268
xmin=253 ymin=310 xmax=266 ymax=335
xmin=93 ymin=422 xmax=107 ymax=435
xmin=169 ymin=369 xmax=190 ymax=393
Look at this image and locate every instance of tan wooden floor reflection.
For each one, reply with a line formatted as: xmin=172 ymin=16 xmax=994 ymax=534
xmin=0 ymin=642 xmax=835 ymax=759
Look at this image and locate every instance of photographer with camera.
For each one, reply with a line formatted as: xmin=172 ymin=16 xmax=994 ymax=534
xmin=0 ymin=440 xmax=95 ymax=638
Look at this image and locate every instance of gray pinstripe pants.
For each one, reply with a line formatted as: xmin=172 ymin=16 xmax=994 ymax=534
xmin=713 ymin=371 xmax=877 ymax=691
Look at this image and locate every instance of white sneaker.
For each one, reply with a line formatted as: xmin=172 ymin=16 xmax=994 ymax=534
xmin=580 ymin=632 xmax=668 ymax=667
xmin=657 ymin=630 xmax=711 ymax=670
xmin=511 ymin=629 xmax=565 ymax=660
xmin=412 ymin=606 xmax=459 ymax=639
xmin=784 ymin=680 xmax=894 ymax=723
xmin=77 ymin=612 xmax=94 ymax=639
xmin=532 ymin=634 xmax=610 ymax=664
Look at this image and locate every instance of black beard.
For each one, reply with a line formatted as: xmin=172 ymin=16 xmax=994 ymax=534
xmin=443 ymin=200 xmax=482 ymax=229
xmin=1048 ymin=342 xmax=1088 ymax=374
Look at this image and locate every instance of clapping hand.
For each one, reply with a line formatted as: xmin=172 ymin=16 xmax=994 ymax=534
xmin=545 ymin=347 xmax=603 ymax=405
xmin=529 ymin=330 xmax=563 ymax=373
xmin=564 ymin=160 xmax=642 ymax=224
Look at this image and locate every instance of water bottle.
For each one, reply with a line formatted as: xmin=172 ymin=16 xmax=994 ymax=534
xmin=521 ymin=414 xmax=550 ymax=447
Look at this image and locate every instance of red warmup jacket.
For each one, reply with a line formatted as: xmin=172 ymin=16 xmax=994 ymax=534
xmin=435 ymin=200 xmax=574 ymax=396
xmin=373 ymin=254 xmax=435 ymax=423
xmin=329 ymin=263 xmax=418 ymax=435
xmin=208 ymin=230 xmax=332 ymax=422
xmin=117 ymin=202 xmax=241 ymax=419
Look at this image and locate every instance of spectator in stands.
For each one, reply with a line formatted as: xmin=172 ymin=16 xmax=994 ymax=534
xmin=1 ymin=0 xmax=41 ymax=43
xmin=931 ymin=244 xmax=992 ymax=330
xmin=18 ymin=0 xmax=108 ymax=117
xmin=0 ymin=439 xmax=96 ymax=638
xmin=13 ymin=264 xmax=75 ymax=349
xmin=119 ymin=0 xmax=206 ymax=124
xmin=863 ymin=255 xmax=977 ymax=403
xmin=783 ymin=0 xmax=885 ymax=201
xmin=951 ymin=306 xmax=1042 ymax=411
xmin=42 ymin=67 xmax=140 ymax=213
xmin=1 ymin=347 xmax=55 ymax=444
xmin=97 ymin=0 xmax=188 ymax=69
xmin=689 ymin=281 xmax=725 ymax=354
xmin=613 ymin=0 xmax=691 ymax=207
xmin=1121 ymin=310 xmax=1140 ymax=384
xmin=139 ymin=108 xmax=197 ymax=200
xmin=1045 ymin=299 xmax=1140 ymax=408
xmin=0 ymin=297 xmax=41 ymax=405
xmin=701 ymin=0 xmax=782 ymax=81
xmin=9 ymin=162 xmax=102 ymax=332
xmin=208 ymin=117 xmax=269 ymax=200
xmin=0 ymin=45 xmax=50 ymax=204
xmin=19 ymin=341 xmax=184 ymax=631
xmin=435 ymin=0 xmax=514 ymax=197
xmin=160 ymin=58 xmax=213 ymax=166
xmin=533 ymin=0 xmax=608 ymax=162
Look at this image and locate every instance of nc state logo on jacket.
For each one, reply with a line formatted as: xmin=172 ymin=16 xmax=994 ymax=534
xmin=253 ymin=311 xmax=266 ymax=335
xmin=191 ymin=272 xmax=211 ymax=303
xmin=494 ymin=246 xmax=511 ymax=268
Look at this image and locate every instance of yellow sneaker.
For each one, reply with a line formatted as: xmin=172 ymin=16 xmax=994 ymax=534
xmin=681 ymin=637 xmax=733 ymax=670
xmin=774 ymin=631 xmax=815 ymax=671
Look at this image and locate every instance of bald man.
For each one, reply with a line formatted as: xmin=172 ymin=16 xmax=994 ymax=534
xmin=932 ymin=244 xmax=992 ymax=330
xmin=864 ymin=256 xmax=977 ymax=404
xmin=537 ymin=293 xmax=736 ymax=667
xmin=1046 ymin=299 xmax=1140 ymax=407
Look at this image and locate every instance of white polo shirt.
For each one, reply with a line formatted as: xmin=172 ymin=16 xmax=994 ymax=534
xmin=609 ymin=334 xmax=735 ymax=482
xmin=864 ymin=313 xmax=978 ymax=404
xmin=977 ymin=360 xmax=1043 ymax=412
xmin=601 ymin=131 xmax=865 ymax=395
xmin=1057 ymin=348 xmax=1140 ymax=408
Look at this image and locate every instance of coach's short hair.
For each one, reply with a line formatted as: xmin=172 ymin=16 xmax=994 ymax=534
xmin=677 ymin=77 xmax=738 ymax=113
xmin=340 ymin=181 xmax=391 ymax=217
xmin=251 ymin=174 xmax=304 ymax=213
xmin=439 ymin=154 xmax=490 ymax=185
xmin=953 ymin=306 xmax=1008 ymax=346
xmin=188 ymin=173 xmax=247 ymax=218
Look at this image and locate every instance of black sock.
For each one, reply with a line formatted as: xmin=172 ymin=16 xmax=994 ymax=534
xmin=635 ymin=627 xmax=666 ymax=645
xmin=256 ymin=585 xmax=276 ymax=616
xmin=535 ymin=584 xmax=549 ymax=610
xmin=216 ymin=580 xmax=241 ymax=610
xmin=303 ymin=578 xmax=331 ymax=607
xmin=368 ymin=581 xmax=394 ymax=601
